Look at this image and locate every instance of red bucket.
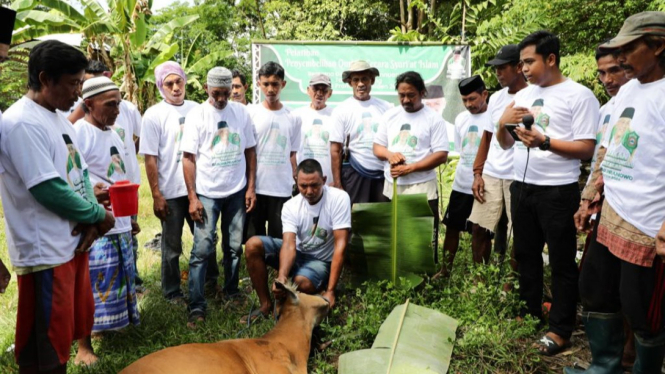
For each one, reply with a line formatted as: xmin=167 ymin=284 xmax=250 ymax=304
xmin=108 ymin=180 xmax=140 ymax=217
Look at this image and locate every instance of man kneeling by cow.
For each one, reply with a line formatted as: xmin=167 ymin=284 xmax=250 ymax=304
xmin=242 ymin=159 xmax=352 ymax=324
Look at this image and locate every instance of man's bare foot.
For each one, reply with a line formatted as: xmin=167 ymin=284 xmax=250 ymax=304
xmin=74 ymin=349 xmax=99 ymax=366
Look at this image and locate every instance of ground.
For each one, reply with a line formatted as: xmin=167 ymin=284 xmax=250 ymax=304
xmin=0 ymin=159 xmax=612 ymax=373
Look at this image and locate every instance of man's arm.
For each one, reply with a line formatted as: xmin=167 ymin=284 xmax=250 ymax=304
xmin=273 ymin=232 xmax=298 ymax=297
xmin=323 ymin=228 xmax=350 ymax=309
xmin=67 ymin=103 xmax=85 ymax=124
xmin=245 ymin=147 xmax=257 ymax=212
xmin=515 ymin=127 xmax=595 ymax=160
xmin=182 ymin=152 xmax=203 ymax=223
xmin=290 ymin=151 xmax=297 ymax=180
xmin=330 ymin=142 xmax=344 ymax=189
xmin=656 ymin=221 xmax=665 ymax=260
xmin=144 ymin=154 xmax=168 ymax=220
xmin=471 ymin=130 xmax=493 ymax=203
xmin=389 ymin=151 xmax=448 ymax=179
xmin=497 ymin=101 xmax=530 ymax=150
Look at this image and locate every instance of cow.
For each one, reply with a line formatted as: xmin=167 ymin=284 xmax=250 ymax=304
xmin=120 ymin=281 xmax=330 ymax=374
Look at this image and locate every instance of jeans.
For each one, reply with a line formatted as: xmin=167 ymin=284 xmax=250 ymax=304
xmin=188 ymin=189 xmax=246 ymax=314
xmin=510 ymin=181 xmax=580 ymax=340
xmin=161 ymin=196 xmax=219 ymax=299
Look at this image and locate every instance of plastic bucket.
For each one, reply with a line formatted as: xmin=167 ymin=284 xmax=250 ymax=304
xmin=108 ymin=180 xmax=140 ymax=217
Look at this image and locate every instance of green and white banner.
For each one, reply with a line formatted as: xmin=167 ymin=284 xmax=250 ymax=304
xmin=251 ymin=41 xmax=471 ymax=152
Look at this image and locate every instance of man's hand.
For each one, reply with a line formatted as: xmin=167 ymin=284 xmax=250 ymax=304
xmin=595 ymin=174 xmax=605 ymax=195
xmin=245 ymin=189 xmax=256 ymax=213
xmin=472 ymin=174 xmax=485 ymax=203
xmin=73 ymin=224 xmax=100 ymax=253
xmin=272 ymin=276 xmax=288 ymax=300
xmin=0 ymin=259 xmax=10 ymax=294
xmin=515 ymin=126 xmax=546 ymax=148
xmin=189 ymin=198 xmax=204 ymax=223
xmin=499 ymin=101 xmax=530 ymax=128
xmin=94 ymin=183 xmax=110 ymax=207
xmin=390 ymin=164 xmax=413 ymax=178
xmin=657 ymin=221 xmax=665 ymax=261
xmin=322 ymin=289 xmax=336 ymax=309
xmin=96 ymin=210 xmax=116 ymax=236
xmin=388 ymin=152 xmax=406 ymax=166
xmin=574 ymin=200 xmax=593 ymax=233
xmin=153 ymin=193 xmax=169 ymax=221
xmin=131 ymin=220 xmax=141 ymax=236
xmin=332 ymin=181 xmax=344 ymax=190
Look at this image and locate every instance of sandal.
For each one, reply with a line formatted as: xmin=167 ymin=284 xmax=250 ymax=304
xmin=535 ymin=335 xmax=571 ymax=356
xmin=239 ymin=308 xmax=269 ymax=325
xmin=187 ymin=311 xmax=205 ymax=329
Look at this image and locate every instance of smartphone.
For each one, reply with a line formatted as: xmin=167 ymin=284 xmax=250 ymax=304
xmin=505 ymin=124 xmax=520 ymax=141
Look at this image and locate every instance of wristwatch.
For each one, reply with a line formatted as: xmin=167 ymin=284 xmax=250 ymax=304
xmin=539 ymin=135 xmax=551 ymax=151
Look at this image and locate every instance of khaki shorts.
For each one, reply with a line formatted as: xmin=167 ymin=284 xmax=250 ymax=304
xmin=468 ymin=174 xmax=512 ymax=233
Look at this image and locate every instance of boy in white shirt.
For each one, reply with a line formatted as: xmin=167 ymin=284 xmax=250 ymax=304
xmin=139 ymin=61 xmax=219 ymax=302
xmin=245 ymin=62 xmax=301 ymax=240
xmin=181 ymin=67 xmax=257 ymax=326
xmin=437 ymin=75 xmax=490 ymax=278
xmin=496 ymin=31 xmax=599 ymax=356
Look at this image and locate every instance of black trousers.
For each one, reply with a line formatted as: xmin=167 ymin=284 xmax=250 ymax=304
xmin=580 ymin=216 xmax=665 ymax=342
xmin=341 ymin=165 xmax=389 ymax=205
xmin=244 ymin=194 xmax=290 ymax=241
xmin=510 ymin=181 xmax=580 ymax=339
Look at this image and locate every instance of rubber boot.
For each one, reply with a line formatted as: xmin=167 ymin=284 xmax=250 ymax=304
xmin=564 ymin=312 xmax=624 ymax=374
xmin=632 ymin=334 xmax=665 ymax=374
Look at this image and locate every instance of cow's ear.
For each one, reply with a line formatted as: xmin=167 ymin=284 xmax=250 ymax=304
xmin=274 ymin=280 xmax=299 ymax=305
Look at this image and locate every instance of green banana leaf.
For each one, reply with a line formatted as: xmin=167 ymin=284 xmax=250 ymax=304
xmin=347 ymin=191 xmax=435 ymax=287
xmin=338 ymin=301 xmax=458 ymax=374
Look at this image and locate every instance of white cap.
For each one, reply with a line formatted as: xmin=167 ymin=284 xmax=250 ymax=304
xmin=81 ymin=76 xmax=118 ymax=99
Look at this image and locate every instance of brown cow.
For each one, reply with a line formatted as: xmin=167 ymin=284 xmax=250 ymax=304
xmin=120 ymin=281 xmax=329 ymax=374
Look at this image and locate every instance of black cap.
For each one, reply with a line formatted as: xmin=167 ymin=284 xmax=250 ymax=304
xmin=0 ymin=7 xmax=16 ymax=45
xmin=458 ymin=75 xmax=485 ymax=96
xmin=485 ymin=44 xmax=520 ymax=67
xmin=426 ymin=85 xmax=443 ymax=99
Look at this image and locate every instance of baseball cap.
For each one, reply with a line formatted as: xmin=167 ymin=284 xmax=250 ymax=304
xmin=601 ymin=11 xmax=665 ymax=49
xmin=309 ymin=73 xmax=331 ymax=86
xmin=485 ymin=44 xmax=520 ymax=66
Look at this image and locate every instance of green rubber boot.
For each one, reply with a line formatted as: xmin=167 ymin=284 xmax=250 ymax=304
xmin=632 ymin=335 xmax=665 ymax=374
xmin=563 ymin=312 xmax=624 ymax=374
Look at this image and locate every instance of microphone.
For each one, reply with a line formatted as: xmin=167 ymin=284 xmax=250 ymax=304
xmin=522 ymin=114 xmax=534 ymax=131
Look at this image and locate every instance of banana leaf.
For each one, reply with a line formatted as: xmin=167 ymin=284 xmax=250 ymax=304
xmin=347 ymin=190 xmax=435 ymax=287
xmin=338 ymin=301 xmax=458 ymax=374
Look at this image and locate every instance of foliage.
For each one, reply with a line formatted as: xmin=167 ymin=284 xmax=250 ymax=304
xmin=0 ymin=49 xmax=28 ymax=111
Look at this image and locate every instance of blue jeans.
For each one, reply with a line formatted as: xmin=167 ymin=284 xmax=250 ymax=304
xmin=161 ymin=196 xmax=219 ymax=299
xmin=259 ymin=236 xmax=331 ymax=291
xmin=188 ymin=189 xmax=246 ymax=314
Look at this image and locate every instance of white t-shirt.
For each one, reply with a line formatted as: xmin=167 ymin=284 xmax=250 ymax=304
xmin=452 ymin=110 xmax=490 ymax=194
xmin=0 ymin=97 xmax=89 ymax=267
xmin=180 ymin=101 xmax=256 ymax=199
xmin=589 ymin=97 xmax=616 ymax=177
xmin=249 ymin=104 xmax=301 ymax=197
xmin=56 ymin=97 xmax=82 ymax=116
xmin=483 ymin=87 xmax=515 ymax=180
xmin=112 ymin=100 xmax=142 ymax=184
xmin=374 ymin=105 xmax=449 ymax=185
xmin=512 ymin=79 xmax=599 ymax=185
xmin=139 ymin=100 xmax=197 ymax=199
xmin=601 ymin=78 xmax=665 ymax=238
xmin=282 ymin=186 xmax=352 ymax=262
xmin=74 ymin=119 xmax=132 ymax=235
xmin=292 ymin=105 xmax=334 ymax=185
xmin=330 ymin=96 xmax=393 ymax=171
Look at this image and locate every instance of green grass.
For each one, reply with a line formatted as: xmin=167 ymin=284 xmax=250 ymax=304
xmin=0 ymin=159 xmax=584 ymax=373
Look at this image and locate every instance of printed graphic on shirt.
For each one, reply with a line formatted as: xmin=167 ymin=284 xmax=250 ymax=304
xmin=390 ymin=123 xmax=418 ymax=157
xmin=460 ymin=125 xmax=480 ymax=167
xmin=603 ymin=107 xmax=639 ymax=181
xmin=531 ymin=99 xmax=550 ymax=132
xmin=113 ymin=126 xmax=126 ymax=143
xmin=176 ymin=116 xmax=185 ymax=163
xmin=356 ymin=111 xmax=379 ymax=148
xmin=301 ymin=216 xmax=329 ymax=252
xmin=107 ymin=146 xmax=126 ymax=179
xmin=258 ymin=121 xmax=288 ymax=165
xmin=597 ymin=114 xmax=611 ymax=145
xmin=62 ymin=134 xmax=87 ymax=197
xmin=210 ymin=121 xmax=242 ymax=167
xmin=302 ymin=119 xmax=329 ymax=158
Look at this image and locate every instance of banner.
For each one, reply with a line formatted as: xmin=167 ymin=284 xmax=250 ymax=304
xmin=251 ymin=41 xmax=471 ymax=153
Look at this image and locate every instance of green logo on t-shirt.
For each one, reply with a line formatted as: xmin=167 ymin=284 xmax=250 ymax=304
xmin=531 ymin=99 xmax=550 ymax=132
xmin=107 ymin=146 xmax=126 ymax=178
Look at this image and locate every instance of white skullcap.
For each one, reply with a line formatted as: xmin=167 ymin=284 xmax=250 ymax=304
xmin=81 ymin=76 xmax=118 ymax=100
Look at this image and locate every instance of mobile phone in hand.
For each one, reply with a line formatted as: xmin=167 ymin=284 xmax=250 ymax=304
xmin=505 ymin=124 xmax=520 ymax=141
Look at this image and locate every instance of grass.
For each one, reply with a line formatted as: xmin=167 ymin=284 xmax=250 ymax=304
xmin=0 ymin=158 xmax=589 ymax=373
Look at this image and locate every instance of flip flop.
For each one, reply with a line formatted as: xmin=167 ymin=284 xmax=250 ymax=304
xmin=239 ymin=309 xmax=269 ymax=325
xmin=535 ymin=335 xmax=572 ymax=356
xmin=187 ymin=311 xmax=205 ymax=329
